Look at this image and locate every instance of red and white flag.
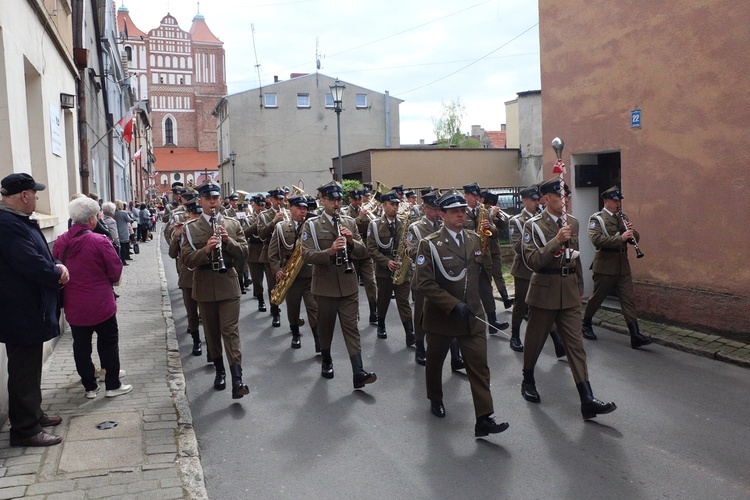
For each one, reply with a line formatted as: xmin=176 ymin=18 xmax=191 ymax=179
xmin=133 ymin=147 xmax=142 ymax=160
xmin=117 ymin=109 xmax=134 ymax=144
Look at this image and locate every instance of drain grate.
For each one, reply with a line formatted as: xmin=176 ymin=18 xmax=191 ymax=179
xmin=96 ymin=420 xmax=118 ymax=430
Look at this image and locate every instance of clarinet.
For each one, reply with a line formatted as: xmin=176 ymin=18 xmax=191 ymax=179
xmin=617 ymin=208 xmax=644 ymax=259
xmin=210 ymin=209 xmax=228 ymax=273
xmin=333 ymin=210 xmax=354 ymax=274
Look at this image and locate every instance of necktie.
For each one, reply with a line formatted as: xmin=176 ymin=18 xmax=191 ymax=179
xmin=456 ymin=232 xmax=463 ymax=248
xmin=556 ymin=218 xmax=563 ymax=229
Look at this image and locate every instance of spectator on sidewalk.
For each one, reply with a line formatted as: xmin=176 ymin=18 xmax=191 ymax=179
xmin=101 ymin=202 xmax=120 ymax=251
xmin=0 ymin=172 xmax=66 ymax=447
xmin=114 ymin=200 xmax=135 ymax=264
xmin=52 ymin=196 xmax=132 ymax=400
xmin=138 ymin=203 xmax=151 ymax=242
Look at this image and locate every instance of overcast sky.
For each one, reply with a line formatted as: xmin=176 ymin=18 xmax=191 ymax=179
xmin=119 ymin=0 xmax=541 ymax=144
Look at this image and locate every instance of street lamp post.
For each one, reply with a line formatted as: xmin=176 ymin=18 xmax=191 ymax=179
xmin=330 ymin=79 xmax=345 ymax=183
xmin=229 ymin=150 xmax=237 ymax=193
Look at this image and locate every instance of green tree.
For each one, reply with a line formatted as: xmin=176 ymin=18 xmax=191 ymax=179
xmin=432 ymin=98 xmax=480 ymax=148
xmin=342 ymin=179 xmax=362 ymax=204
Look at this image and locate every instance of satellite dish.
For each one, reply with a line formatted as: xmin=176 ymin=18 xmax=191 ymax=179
xmin=316 ymin=59 xmax=321 ymax=70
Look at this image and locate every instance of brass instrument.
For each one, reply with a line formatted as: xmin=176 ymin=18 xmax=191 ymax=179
xmin=333 ymin=209 xmax=354 ymax=274
xmin=210 ymin=208 xmax=228 ymax=273
xmin=236 ymin=190 xmax=250 ymax=204
xmin=617 ymin=208 xmax=644 ymax=258
xmin=391 ymin=213 xmax=412 ymax=285
xmin=476 ymin=205 xmax=493 ymax=255
xmin=270 ymin=237 xmax=304 ymax=305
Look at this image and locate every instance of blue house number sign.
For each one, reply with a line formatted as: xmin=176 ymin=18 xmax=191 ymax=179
xmin=631 ymin=109 xmax=641 ymax=128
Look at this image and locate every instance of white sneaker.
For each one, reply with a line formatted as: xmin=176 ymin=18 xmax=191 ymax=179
xmin=98 ymin=369 xmax=126 ymax=382
xmin=105 ymin=384 xmax=133 ymax=398
xmin=85 ymin=386 xmax=101 ymax=399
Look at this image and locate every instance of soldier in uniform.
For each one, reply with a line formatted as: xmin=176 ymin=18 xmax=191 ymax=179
xmin=367 ymin=190 xmax=414 ymax=345
xmin=245 ymin=194 xmax=268 ymax=311
xmin=582 ymin=186 xmax=651 ymax=348
xmin=224 ymin=192 xmax=239 ymax=218
xmin=507 ymin=186 xmax=566 ymax=357
xmin=300 ymin=181 xmax=377 ymax=390
xmin=462 ymin=182 xmax=510 ymax=334
xmin=161 ymin=182 xmax=184 ymax=223
xmin=235 ymin=198 xmax=252 ymax=292
xmin=257 ymin=188 xmax=288 ymax=327
xmin=168 ymin=197 xmax=205 ymax=357
xmin=415 ymin=189 xmax=509 ymax=437
xmin=180 ymin=180 xmax=250 ymax=399
xmin=520 ymin=176 xmax=616 ymax=420
xmin=268 ymin=195 xmax=320 ymax=351
xmin=344 ymin=188 xmax=378 ymax=324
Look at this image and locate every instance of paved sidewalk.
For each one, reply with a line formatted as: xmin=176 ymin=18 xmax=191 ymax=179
xmin=0 ymin=229 xmax=207 ymax=499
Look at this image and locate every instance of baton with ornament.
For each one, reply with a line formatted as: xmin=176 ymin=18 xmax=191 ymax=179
xmin=551 ymin=137 xmax=572 ymax=263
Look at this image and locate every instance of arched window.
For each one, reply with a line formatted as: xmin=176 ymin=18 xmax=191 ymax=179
xmin=160 ymin=174 xmax=169 ymax=185
xmin=165 ymin=117 xmax=174 ymax=144
xmin=125 ymin=46 xmax=132 ymax=62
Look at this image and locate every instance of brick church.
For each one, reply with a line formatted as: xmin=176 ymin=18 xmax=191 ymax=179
xmin=117 ymin=4 xmax=225 ymax=199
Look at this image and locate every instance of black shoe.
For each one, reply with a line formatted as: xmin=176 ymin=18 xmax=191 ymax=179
xmin=627 ymin=321 xmax=652 ymax=349
xmin=369 ymin=302 xmax=378 ymax=325
xmin=509 ymin=336 xmax=524 ymax=352
xmin=272 ymin=314 xmax=281 ymax=328
xmin=192 ymin=340 xmax=202 ymax=356
xmin=521 ymin=382 xmax=541 ymax=403
xmin=351 ymin=354 xmax=377 ymax=389
xmin=415 ymin=350 xmax=426 ymax=366
xmin=450 ymin=357 xmax=465 ymax=372
xmin=582 ymin=317 xmax=597 ymax=340
xmin=474 ymin=416 xmax=509 ymax=437
xmin=240 ymin=288 xmax=247 ymax=295
xmin=577 ymin=381 xmax=616 ymax=420
xmin=214 ymin=369 xmax=226 ymax=391
xmin=405 ymin=333 xmax=416 ymax=348
xmin=122 ymin=261 xmax=129 ymax=266
xmin=430 ymin=400 xmax=446 ymax=418
xmin=291 ymin=335 xmax=301 ymax=349
xmin=257 ymin=299 xmax=267 ymax=312
xmin=321 ymin=351 xmax=334 ymax=379
xmin=230 ymin=365 xmax=249 ymax=399
xmin=377 ymin=321 xmax=387 ymax=339
xmin=502 ymin=297 xmax=514 ymax=309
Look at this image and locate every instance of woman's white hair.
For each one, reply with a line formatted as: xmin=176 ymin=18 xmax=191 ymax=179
xmin=102 ymin=201 xmax=116 ymax=216
xmin=69 ymin=196 xmax=100 ymax=224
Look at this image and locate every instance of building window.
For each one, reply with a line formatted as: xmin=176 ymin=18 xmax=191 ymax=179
xmin=325 ymin=93 xmax=334 ymax=108
xmin=264 ymin=93 xmax=277 ymax=108
xmin=165 ymin=118 xmax=174 ymax=144
xmin=125 ymin=46 xmax=132 ymax=62
xmin=297 ymin=93 xmax=310 ymax=108
xmin=356 ymin=94 xmax=367 ymax=108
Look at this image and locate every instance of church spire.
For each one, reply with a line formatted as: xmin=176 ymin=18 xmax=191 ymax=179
xmin=118 ymin=0 xmax=128 ymax=13
xmin=193 ymin=1 xmax=205 ymax=21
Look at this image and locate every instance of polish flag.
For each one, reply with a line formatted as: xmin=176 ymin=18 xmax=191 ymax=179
xmin=117 ymin=109 xmax=134 ymax=144
xmin=133 ymin=147 xmax=142 ymax=160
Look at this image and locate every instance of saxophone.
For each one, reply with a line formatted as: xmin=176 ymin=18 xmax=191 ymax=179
xmin=476 ymin=205 xmax=492 ymax=255
xmin=270 ymin=227 xmax=304 ymax=305
xmin=391 ymin=213 xmax=412 ymax=285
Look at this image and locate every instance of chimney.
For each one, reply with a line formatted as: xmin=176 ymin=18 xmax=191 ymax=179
xmin=501 ymin=124 xmax=506 ymax=131
xmin=274 ymin=75 xmax=279 ymax=83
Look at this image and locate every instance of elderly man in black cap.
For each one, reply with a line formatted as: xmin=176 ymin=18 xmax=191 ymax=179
xmin=507 ymin=185 xmax=566 ymax=357
xmin=582 ymin=186 xmax=651 ymax=348
xmin=520 ymin=176 xmax=616 ymax=420
xmin=301 ymin=181 xmax=377 ymax=390
xmin=414 ymin=189 xmax=509 ymax=437
xmin=0 ymin=173 xmax=67 ymax=447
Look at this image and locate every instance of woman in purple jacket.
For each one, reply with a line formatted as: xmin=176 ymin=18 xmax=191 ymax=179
xmin=53 ymin=197 xmax=132 ymax=399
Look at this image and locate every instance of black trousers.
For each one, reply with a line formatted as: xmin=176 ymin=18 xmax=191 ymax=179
xmin=119 ymin=241 xmax=131 ymax=262
xmin=71 ymin=314 xmax=122 ymax=391
xmin=5 ymin=342 xmax=44 ymax=440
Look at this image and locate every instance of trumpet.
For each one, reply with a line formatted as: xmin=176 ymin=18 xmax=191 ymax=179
xmin=210 ymin=208 xmax=228 ymax=273
xmin=333 ymin=209 xmax=354 ymax=274
xmin=616 ymin=208 xmax=644 ymax=258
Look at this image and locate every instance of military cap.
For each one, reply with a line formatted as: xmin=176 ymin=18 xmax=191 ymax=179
xmin=405 ymin=190 xmax=417 ymax=199
xmin=228 ymin=192 xmax=240 ymax=201
xmin=380 ymin=190 xmax=400 ymax=203
xmin=238 ymin=202 xmax=249 ymax=210
xmin=305 ymin=196 xmax=318 ymax=209
xmin=422 ymin=190 xmax=441 ymax=207
xmin=171 ymin=181 xmax=184 ymax=192
xmin=601 ymin=186 xmax=624 ymax=201
xmin=482 ymin=191 xmax=499 ymax=206
xmin=349 ymin=189 xmax=363 ymax=200
xmin=182 ymin=188 xmax=199 ymax=202
xmin=317 ymin=180 xmax=343 ymax=199
xmin=1 ymin=173 xmax=45 ymax=196
xmin=519 ymin=185 xmax=541 ymax=200
xmin=463 ymin=182 xmax=482 ymax=196
xmin=197 ymin=180 xmax=221 ymax=197
xmin=251 ymin=194 xmax=266 ymax=205
xmin=538 ymin=176 xmax=570 ymax=196
xmin=420 ymin=186 xmax=434 ymax=197
xmin=268 ymin=187 xmax=286 ymax=199
xmin=436 ymin=189 xmax=468 ymax=210
xmin=392 ymin=184 xmax=404 ymax=194
xmin=362 ymin=182 xmax=373 ymax=192
xmin=185 ymin=198 xmax=203 ymax=214
xmin=288 ymin=195 xmax=308 ymax=208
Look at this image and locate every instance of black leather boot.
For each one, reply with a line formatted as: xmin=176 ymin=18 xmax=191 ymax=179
xmin=377 ymin=318 xmax=387 ymax=339
xmin=521 ymin=368 xmax=540 ymax=403
xmin=404 ymin=320 xmax=415 ymax=347
xmin=627 ymin=321 xmax=652 ymax=349
xmin=311 ymin=327 xmax=321 ymax=354
xmin=229 ymin=364 xmax=250 ymax=399
xmin=192 ymin=339 xmax=202 ymax=356
xmin=550 ymin=329 xmax=566 ymax=358
xmin=509 ymin=327 xmax=524 ymax=352
xmin=576 ymin=381 xmax=617 ymax=420
xmin=271 ymin=304 xmax=281 ymax=327
xmin=290 ymin=324 xmax=301 ymax=349
xmin=582 ymin=316 xmax=597 ymax=340
xmin=415 ymin=339 xmax=426 ymax=366
xmin=213 ymin=358 xmax=226 ymax=391
xmin=257 ymin=296 xmax=267 ymax=312
xmin=487 ymin=311 xmax=509 ymax=335
xmin=350 ymin=354 xmax=377 ymax=389
xmin=321 ymin=349 xmax=334 ymax=379
xmin=368 ymin=301 xmax=378 ymax=325
xmin=475 ymin=414 xmax=509 ymax=437
xmin=450 ymin=341 xmax=464 ymax=372
xmin=500 ymin=287 xmax=514 ymax=309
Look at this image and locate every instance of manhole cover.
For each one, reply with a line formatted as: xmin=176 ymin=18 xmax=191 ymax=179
xmin=96 ymin=421 xmax=118 ymax=430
